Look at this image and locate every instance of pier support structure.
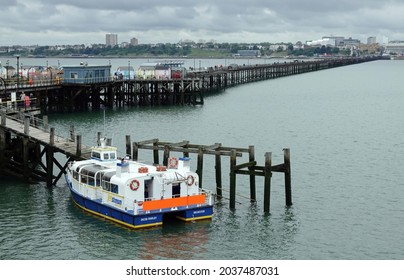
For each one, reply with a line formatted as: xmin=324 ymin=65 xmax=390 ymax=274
xmin=131 ymin=136 xmax=292 ymax=213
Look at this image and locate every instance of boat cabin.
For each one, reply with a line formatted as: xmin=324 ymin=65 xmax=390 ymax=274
xmin=91 ymin=146 xmax=117 ymax=161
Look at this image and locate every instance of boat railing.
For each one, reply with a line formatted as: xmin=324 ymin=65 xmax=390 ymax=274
xmin=200 ymin=189 xmax=214 ymax=206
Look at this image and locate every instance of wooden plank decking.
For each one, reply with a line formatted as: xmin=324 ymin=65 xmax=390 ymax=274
xmin=2 ymin=116 xmax=92 ymax=159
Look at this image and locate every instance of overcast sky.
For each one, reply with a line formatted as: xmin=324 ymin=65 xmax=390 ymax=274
xmin=1 ymin=0 xmax=403 ymax=46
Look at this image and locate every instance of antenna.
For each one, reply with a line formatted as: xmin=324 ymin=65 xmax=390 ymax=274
xmin=103 ymin=107 xmax=106 ymax=137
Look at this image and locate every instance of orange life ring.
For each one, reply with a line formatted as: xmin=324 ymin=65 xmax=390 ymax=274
xmin=168 ymin=157 xmax=178 ymax=168
xmin=186 ymin=175 xmax=195 ymax=186
xmin=130 ymin=180 xmax=140 ymax=191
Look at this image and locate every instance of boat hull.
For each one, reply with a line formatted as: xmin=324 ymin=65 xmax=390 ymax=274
xmin=66 ymin=176 xmax=213 ymax=229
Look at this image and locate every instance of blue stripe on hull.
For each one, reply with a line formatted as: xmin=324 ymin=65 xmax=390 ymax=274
xmin=175 ymin=206 xmax=214 ymax=221
xmin=68 ymin=183 xmax=162 ymax=229
xmin=66 ymin=175 xmax=212 ymax=229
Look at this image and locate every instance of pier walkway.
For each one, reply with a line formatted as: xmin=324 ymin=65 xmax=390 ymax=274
xmin=0 ymin=108 xmax=91 ymax=185
xmin=0 ymin=56 xmax=386 ymax=113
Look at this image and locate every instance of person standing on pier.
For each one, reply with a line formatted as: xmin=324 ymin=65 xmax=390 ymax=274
xmin=24 ymin=93 xmax=30 ymax=108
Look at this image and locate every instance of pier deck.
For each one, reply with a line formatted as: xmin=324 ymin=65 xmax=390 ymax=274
xmin=0 ymin=56 xmax=386 ymax=113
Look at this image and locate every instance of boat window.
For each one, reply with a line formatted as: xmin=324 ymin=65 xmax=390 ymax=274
xmin=91 ymin=151 xmax=101 ymax=160
xmin=101 ymin=171 xmax=116 ymax=192
xmin=104 ymin=153 xmax=109 ymax=160
xmin=81 ymin=173 xmax=88 ymax=184
xmin=110 ymin=152 xmax=116 ymax=160
xmin=102 ymin=181 xmax=111 ymax=192
xmin=73 ymin=170 xmax=79 ymax=180
xmin=111 ymin=184 xmax=118 ymax=194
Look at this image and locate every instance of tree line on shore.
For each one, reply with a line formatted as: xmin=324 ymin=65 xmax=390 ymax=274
xmin=6 ymin=42 xmax=352 ymax=58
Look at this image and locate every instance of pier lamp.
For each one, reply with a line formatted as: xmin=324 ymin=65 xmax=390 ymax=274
xmin=16 ymin=56 xmax=19 ymax=96
xmin=46 ymin=61 xmax=48 ymax=81
xmin=128 ymin=60 xmax=130 ymax=80
xmin=6 ymin=60 xmax=9 ymax=79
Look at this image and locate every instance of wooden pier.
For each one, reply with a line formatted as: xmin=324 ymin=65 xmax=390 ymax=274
xmin=0 ymin=110 xmax=91 ymax=186
xmin=0 ymin=56 xmax=385 ymax=113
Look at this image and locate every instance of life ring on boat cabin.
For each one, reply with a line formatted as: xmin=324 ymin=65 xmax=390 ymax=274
xmin=137 ymin=201 xmax=143 ymax=207
xmin=186 ymin=175 xmax=195 ymax=186
xmin=168 ymin=157 xmax=179 ymax=169
xmin=130 ymin=180 xmax=140 ymax=191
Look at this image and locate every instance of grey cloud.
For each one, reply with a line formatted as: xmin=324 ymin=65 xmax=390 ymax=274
xmin=1 ymin=0 xmax=403 ymax=45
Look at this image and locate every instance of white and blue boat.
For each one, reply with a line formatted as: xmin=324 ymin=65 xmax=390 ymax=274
xmin=65 ymin=139 xmax=214 ymax=229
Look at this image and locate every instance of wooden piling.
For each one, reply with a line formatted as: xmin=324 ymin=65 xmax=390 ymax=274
xmin=46 ymin=146 xmax=54 ymax=187
xmin=24 ymin=115 xmax=30 ymax=135
xmin=1 ymin=111 xmax=6 ymax=126
xmin=196 ymin=148 xmax=204 ymax=189
xmin=163 ymin=145 xmax=170 ymax=166
xmin=43 ymin=115 xmax=48 ymax=130
xmin=284 ymin=148 xmax=292 ymax=206
xmin=153 ymin=140 xmax=159 ymax=165
xmin=182 ymin=141 xmax=190 ymax=158
xmin=248 ymin=145 xmax=256 ymax=202
xmin=263 ymin=152 xmax=272 ymax=213
xmin=22 ymin=137 xmax=29 ymax=181
xmin=97 ymin=132 xmax=101 ymax=145
xmin=49 ymin=128 xmax=55 ymax=145
xmin=215 ymin=143 xmax=223 ymax=199
xmin=125 ymin=135 xmax=131 ymax=157
xmin=132 ymin=142 xmax=138 ymax=161
xmin=69 ymin=125 xmax=75 ymax=142
xmin=76 ymin=135 xmax=82 ymax=157
xmin=229 ymin=149 xmax=237 ymax=209
xmin=106 ymin=138 xmax=112 ymax=146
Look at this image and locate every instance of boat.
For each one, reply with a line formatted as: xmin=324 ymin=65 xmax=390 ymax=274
xmin=65 ymin=139 xmax=214 ymax=229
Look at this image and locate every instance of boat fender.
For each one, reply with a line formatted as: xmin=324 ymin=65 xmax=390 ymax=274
xmin=130 ymin=180 xmax=140 ymax=191
xmin=186 ymin=175 xmax=195 ymax=186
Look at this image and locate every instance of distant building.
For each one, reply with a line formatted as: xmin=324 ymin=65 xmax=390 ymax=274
xmin=307 ymin=38 xmax=336 ymax=47
xmin=367 ymin=37 xmax=377 ymax=45
xmin=269 ymin=44 xmax=288 ymax=51
xmin=154 ymin=64 xmax=171 ymax=80
xmin=323 ymin=36 xmax=344 ymax=46
xmin=0 ymin=65 xmax=6 ymax=78
xmin=237 ymin=50 xmax=261 ymax=57
xmin=341 ymin=37 xmax=361 ymax=47
xmin=115 ymin=66 xmax=135 ymax=80
xmin=106 ymin=34 xmax=118 ymax=47
xmin=130 ymin=37 xmax=139 ymax=46
xmin=384 ymin=41 xmax=404 ymax=55
xmin=4 ymin=66 xmax=15 ymax=78
xmin=136 ymin=62 xmax=158 ymax=79
xmin=62 ymin=63 xmax=111 ymax=84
